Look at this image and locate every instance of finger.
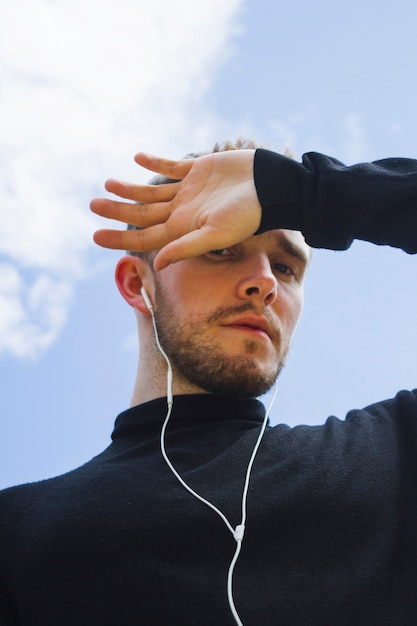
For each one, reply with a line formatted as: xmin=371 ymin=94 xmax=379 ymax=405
xmin=104 ymin=179 xmax=180 ymax=203
xmin=90 ymin=198 xmax=172 ymax=228
xmin=134 ymin=153 xmax=194 ymax=181
xmin=153 ymin=227 xmax=230 ymax=270
xmin=93 ymin=224 xmax=171 ymax=252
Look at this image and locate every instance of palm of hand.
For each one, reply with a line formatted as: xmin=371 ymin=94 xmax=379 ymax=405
xmin=91 ymin=149 xmax=261 ymax=270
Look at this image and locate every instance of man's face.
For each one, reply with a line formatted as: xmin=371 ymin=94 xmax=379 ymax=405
xmin=151 ymin=229 xmax=310 ymax=397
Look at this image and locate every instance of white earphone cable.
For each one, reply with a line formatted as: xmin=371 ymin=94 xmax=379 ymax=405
xmin=145 ymin=292 xmax=278 ymax=626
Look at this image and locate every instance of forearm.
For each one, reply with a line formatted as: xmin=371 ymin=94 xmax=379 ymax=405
xmin=254 ymin=149 xmax=417 ymax=253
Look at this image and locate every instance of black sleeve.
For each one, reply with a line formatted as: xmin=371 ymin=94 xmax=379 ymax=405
xmin=253 ymin=148 xmax=417 ymax=253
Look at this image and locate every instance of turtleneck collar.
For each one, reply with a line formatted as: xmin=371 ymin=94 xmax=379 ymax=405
xmin=111 ymin=394 xmax=266 ymax=440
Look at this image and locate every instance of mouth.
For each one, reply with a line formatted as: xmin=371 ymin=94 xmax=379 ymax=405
xmin=222 ymin=316 xmax=273 ymax=340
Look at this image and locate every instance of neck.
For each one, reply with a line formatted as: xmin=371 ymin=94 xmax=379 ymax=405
xmin=130 ymin=347 xmax=209 ymax=407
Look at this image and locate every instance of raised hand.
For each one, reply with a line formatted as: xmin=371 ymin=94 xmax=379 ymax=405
xmin=90 ymin=150 xmax=262 ymax=270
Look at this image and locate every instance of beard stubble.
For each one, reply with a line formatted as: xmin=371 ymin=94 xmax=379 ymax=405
xmin=152 ymin=280 xmax=288 ymax=398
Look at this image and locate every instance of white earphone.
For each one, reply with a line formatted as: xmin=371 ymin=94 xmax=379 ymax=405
xmin=141 ymin=287 xmax=172 ymax=406
xmin=141 ymin=286 xmax=154 ymax=313
xmin=139 ymin=285 xmax=277 ymax=626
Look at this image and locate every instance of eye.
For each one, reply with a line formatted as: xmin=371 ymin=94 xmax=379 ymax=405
xmin=272 ymin=262 xmax=294 ymax=276
xmin=209 ymin=248 xmax=232 ymax=257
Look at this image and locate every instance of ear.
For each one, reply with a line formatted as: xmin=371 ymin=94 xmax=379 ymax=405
xmin=115 ymin=255 xmax=153 ymax=315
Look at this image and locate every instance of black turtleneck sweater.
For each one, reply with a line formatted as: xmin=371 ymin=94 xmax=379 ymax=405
xmin=1 ymin=394 xmax=417 ymax=625
xmin=1 ymin=151 xmax=417 ymax=625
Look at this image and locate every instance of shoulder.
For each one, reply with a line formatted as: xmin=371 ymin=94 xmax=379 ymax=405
xmin=343 ymin=389 xmax=417 ymax=438
xmin=258 ymin=390 xmax=417 ymax=513
xmin=0 ymin=448 xmax=109 ymax=535
xmin=264 ymin=389 xmax=417 ymax=467
xmin=0 ymin=473 xmax=74 ymax=535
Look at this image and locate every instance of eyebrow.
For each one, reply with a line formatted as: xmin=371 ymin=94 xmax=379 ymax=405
xmin=275 ymin=233 xmax=311 ymax=267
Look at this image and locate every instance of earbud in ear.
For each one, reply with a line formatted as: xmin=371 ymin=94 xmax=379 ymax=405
xmin=140 ymin=287 xmax=153 ymax=312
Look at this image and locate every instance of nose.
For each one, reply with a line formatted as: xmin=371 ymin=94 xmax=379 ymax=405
xmin=236 ymin=256 xmax=278 ymax=306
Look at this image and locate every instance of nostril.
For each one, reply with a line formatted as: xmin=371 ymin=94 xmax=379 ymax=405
xmin=246 ymin=287 xmax=259 ymax=295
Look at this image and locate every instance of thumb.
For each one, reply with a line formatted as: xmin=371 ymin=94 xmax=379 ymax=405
xmin=153 ymin=226 xmax=227 ymax=270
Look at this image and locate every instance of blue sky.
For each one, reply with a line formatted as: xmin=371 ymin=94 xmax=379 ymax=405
xmin=1 ymin=0 xmax=416 ymax=489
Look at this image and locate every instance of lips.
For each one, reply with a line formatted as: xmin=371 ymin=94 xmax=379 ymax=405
xmin=222 ymin=316 xmax=273 ymax=339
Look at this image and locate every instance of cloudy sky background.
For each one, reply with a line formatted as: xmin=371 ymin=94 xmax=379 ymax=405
xmin=1 ymin=0 xmax=416 ymax=488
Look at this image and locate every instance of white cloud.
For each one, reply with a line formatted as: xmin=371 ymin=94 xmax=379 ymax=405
xmin=0 ymin=264 xmax=71 ymax=359
xmin=0 ymin=0 xmax=243 ymax=359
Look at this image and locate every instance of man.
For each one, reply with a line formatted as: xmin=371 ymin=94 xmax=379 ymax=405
xmin=1 ymin=140 xmax=417 ymax=625
xmin=115 ymin=140 xmax=310 ymax=404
